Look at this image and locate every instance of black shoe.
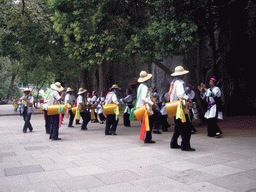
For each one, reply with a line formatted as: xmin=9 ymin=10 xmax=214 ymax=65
xmin=144 ymin=140 xmax=155 ymax=144
xmin=171 ymin=145 xmax=181 ymax=149
xmin=76 ymin=123 xmax=81 ymax=125
xmin=112 ymin=132 xmax=117 ymax=135
xmin=81 ymin=128 xmax=88 ymax=130
xmin=52 ymin=138 xmax=62 ymax=140
xmin=181 ymin=148 xmax=196 ymax=151
xmin=105 ymin=133 xmax=112 ymax=135
xmin=153 ymin=131 xmax=162 ymax=134
xmin=29 ymin=129 xmax=33 ymax=132
xmin=23 ymin=130 xmax=27 ymax=133
xmin=68 ymin=125 xmax=74 ymax=128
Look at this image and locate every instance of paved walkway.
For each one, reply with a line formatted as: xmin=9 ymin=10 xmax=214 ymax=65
xmin=0 ymin=104 xmax=256 ymax=192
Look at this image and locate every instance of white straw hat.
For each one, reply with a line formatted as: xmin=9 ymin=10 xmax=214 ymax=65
xmin=51 ymin=82 xmax=64 ymax=92
xmin=78 ymin=88 xmax=87 ymax=95
xmin=66 ymin=87 xmax=74 ymax=92
xmin=138 ymin=71 xmax=152 ymax=83
xmin=171 ymin=66 xmax=189 ymax=76
xmin=109 ymin=84 xmax=121 ymax=90
xmin=22 ymin=88 xmax=32 ymax=93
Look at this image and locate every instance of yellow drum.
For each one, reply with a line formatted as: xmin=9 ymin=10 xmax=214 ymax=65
xmin=72 ymin=107 xmax=77 ymax=114
xmin=103 ymin=104 xmax=117 ymax=115
xmin=134 ymin=104 xmax=153 ymax=121
xmin=166 ymin=100 xmax=181 ymax=117
xmin=47 ymin=105 xmax=67 ymax=116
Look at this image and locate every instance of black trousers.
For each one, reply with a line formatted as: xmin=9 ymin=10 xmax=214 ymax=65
xmin=23 ymin=107 xmax=33 ymax=132
xmin=99 ymin=113 xmax=106 ymax=122
xmin=152 ymin=109 xmax=162 ymax=131
xmin=105 ymin=114 xmax=119 ymax=134
xmin=123 ymin=112 xmax=130 ymax=126
xmin=68 ymin=110 xmax=75 ymax=127
xmin=161 ymin=115 xmax=170 ymax=131
xmin=170 ymin=115 xmax=192 ymax=150
xmin=44 ymin=110 xmax=50 ymax=134
xmin=50 ymin=114 xmax=59 ymax=139
xmin=207 ymin=117 xmax=222 ymax=137
xmin=144 ymin=113 xmax=158 ymax=142
xmin=80 ymin=111 xmax=90 ymax=130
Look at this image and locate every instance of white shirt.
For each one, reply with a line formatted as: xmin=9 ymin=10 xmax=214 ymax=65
xmin=160 ymin=92 xmax=169 ymax=115
xmin=77 ymin=95 xmax=84 ymax=107
xmin=64 ymin=93 xmax=74 ymax=105
xmin=121 ymin=94 xmax=133 ymax=114
xmin=169 ymin=78 xmax=189 ymax=102
xmin=201 ymin=86 xmax=223 ymax=119
xmin=136 ymin=83 xmax=153 ymax=109
xmin=49 ymin=90 xmax=61 ymax=105
xmin=20 ymin=94 xmax=34 ymax=113
xmin=105 ymin=91 xmax=119 ymax=105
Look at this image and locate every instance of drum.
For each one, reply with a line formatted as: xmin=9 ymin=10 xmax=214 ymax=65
xmin=165 ymin=100 xmax=182 ymax=117
xmin=47 ymin=105 xmax=67 ymax=116
xmin=134 ymin=104 xmax=153 ymax=121
xmin=103 ymin=104 xmax=117 ymax=115
xmin=72 ymin=107 xmax=77 ymax=114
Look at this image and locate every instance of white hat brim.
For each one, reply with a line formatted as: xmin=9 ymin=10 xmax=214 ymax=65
xmin=138 ymin=74 xmax=152 ymax=83
xmin=171 ymin=70 xmax=189 ymax=76
xmin=51 ymin=84 xmax=64 ymax=92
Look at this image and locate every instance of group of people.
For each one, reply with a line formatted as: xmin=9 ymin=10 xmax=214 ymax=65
xmin=19 ymin=65 xmax=223 ymax=151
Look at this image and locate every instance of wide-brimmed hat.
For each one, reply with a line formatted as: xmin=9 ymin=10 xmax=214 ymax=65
xmin=138 ymin=71 xmax=152 ymax=83
xmin=78 ymin=88 xmax=87 ymax=95
xmin=66 ymin=87 xmax=74 ymax=92
xmin=171 ymin=66 xmax=189 ymax=76
xmin=22 ymin=88 xmax=32 ymax=93
xmin=51 ymin=82 xmax=64 ymax=92
xmin=109 ymin=84 xmax=121 ymax=90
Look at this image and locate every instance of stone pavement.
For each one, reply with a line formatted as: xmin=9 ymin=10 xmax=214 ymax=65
xmin=0 ymin=104 xmax=256 ymax=192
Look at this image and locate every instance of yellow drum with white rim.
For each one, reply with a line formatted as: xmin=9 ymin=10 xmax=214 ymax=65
xmin=103 ymin=104 xmax=117 ymax=115
xmin=47 ymin=105 xmax=67 ymax=115
xmin=134 ymin=104 xmax=153 ymax=121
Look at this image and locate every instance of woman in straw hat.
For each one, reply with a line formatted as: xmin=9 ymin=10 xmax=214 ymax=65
xmin=136 ymin=71 xmax=157 ymax=143
xmin=49 ymin=82 xmax=64 ymax=140
xmin=20 ymin=88 xmax=34 ymax=133
xmin=104 ymin=84 xmax=121 ymax=135
xmin=77 ymin=88 xmax=91 ymax=130
xmin=169 ymin=66 xmax=195 ymax=151
xmin=64 ymin=87 xmax=75 ymax=128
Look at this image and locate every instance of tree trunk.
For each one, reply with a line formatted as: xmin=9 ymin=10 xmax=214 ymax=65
xmin=7 ymin=74 xmax=17 ymax=101
xmin=153 ymin=60 xmax=173 ymax=75
xmin=99 ymin=60 xmax=108 ymax=92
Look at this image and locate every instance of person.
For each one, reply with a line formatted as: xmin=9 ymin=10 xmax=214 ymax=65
xmin=13 ymin=96 xmax=18 ymax=111
xmin=185 ymin=83 xmax=198 ymax=134
xmin=104 ymin=84 xmax=121 ymax=135
xmin=42 ymin=88 xmax=53 ymax=134
xmin=151 ymin=87 xmax=162 ymax=134
xmin=64 ymin=87 xmax=75 ymax=128
xmin=169 ymin=66 xmax=195 ymax=151
xmin=20 ymin=88 xmax=34 ymax=133
xmin=72 ymin=94 xmax=81 ymax=125
xmin=77 ymin=88 xmax=91 ymax=130
xmin=49 ymin=82 xmax=64 ymax=140
xmin=96 ymin=91 xmax=106 ymax=124
xmin=160 ymin=84 xmax=171 ymax=132
xmin=136 ymin=71 xmax=157 ymax=143
xmin=18 ymin=99 xmax=23 ymax=116
xmin=120 ymin=89 xmax=133 ymax=127
xmin=198 ymin=77 xmax=223 ymax=137
xmin=91 ymin=91 xmax=99 ymax=123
